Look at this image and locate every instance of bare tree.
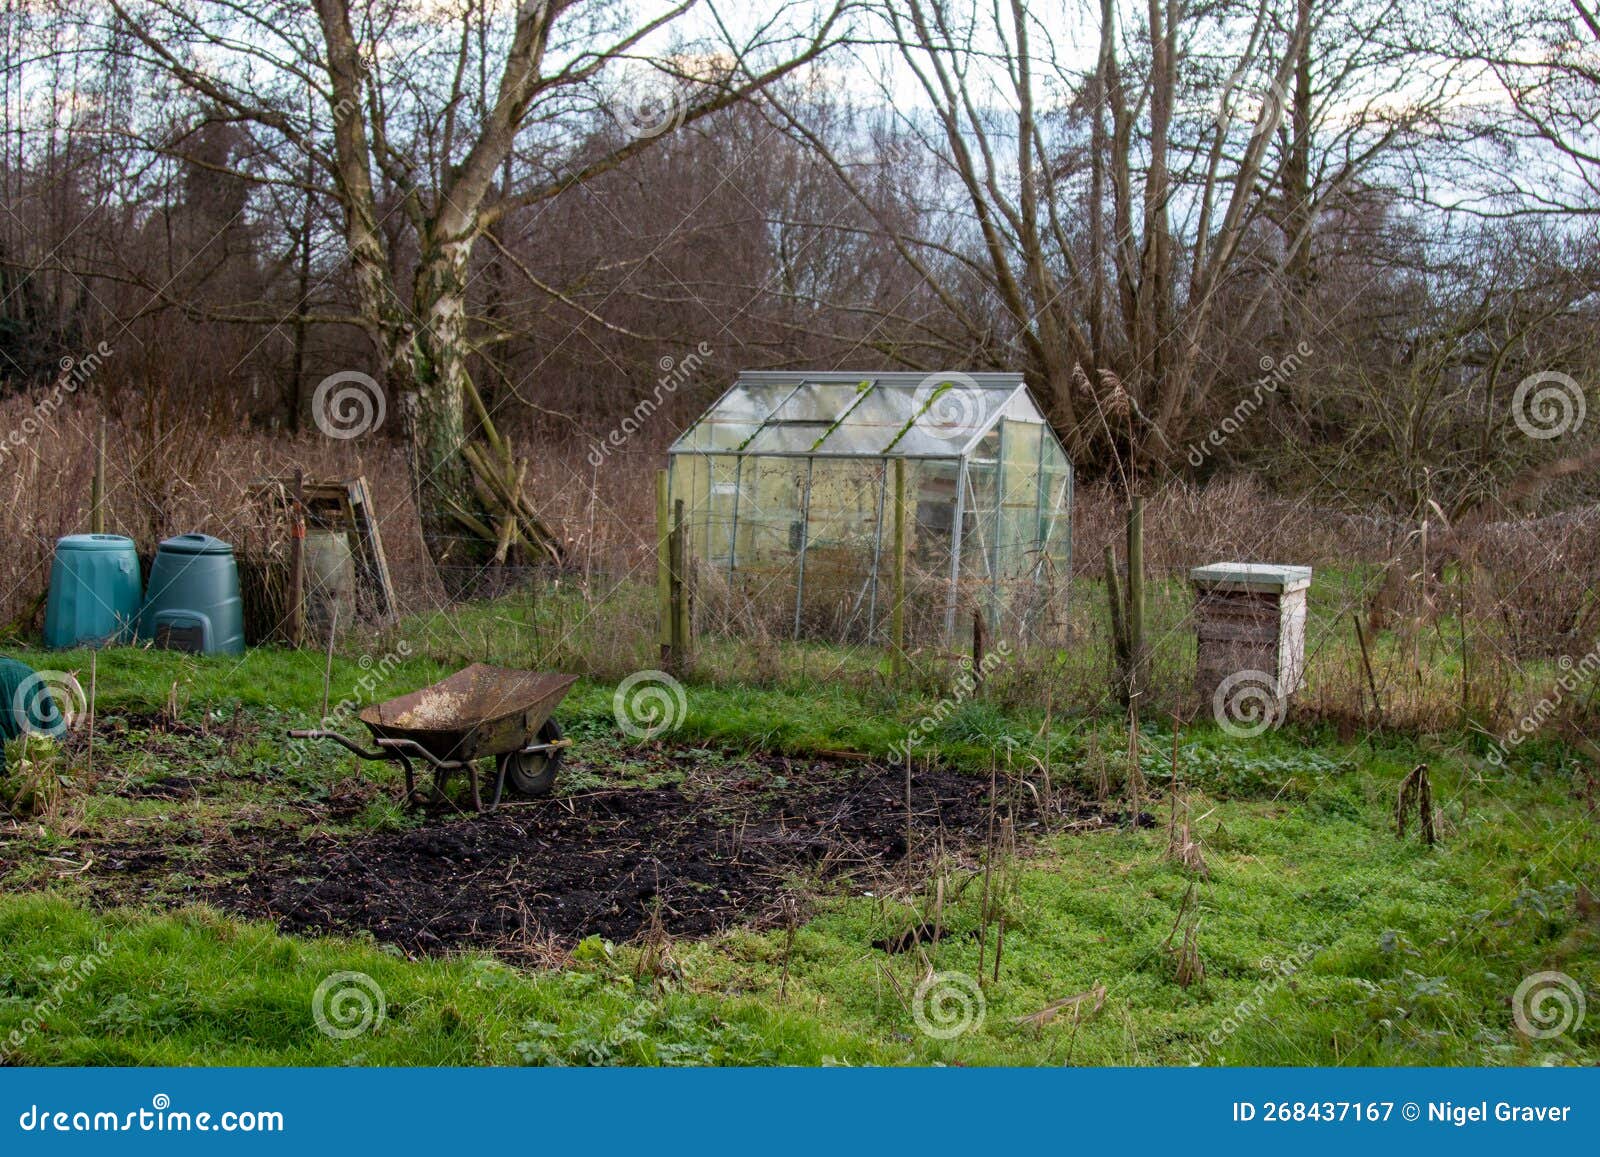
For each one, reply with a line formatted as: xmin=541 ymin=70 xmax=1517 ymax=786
xmin=770 ymin=0 xmax=1454 ymax=478
xmin=95 ymin=0 xmax=849 ymax=579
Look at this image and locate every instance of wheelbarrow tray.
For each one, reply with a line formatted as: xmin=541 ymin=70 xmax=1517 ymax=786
xmin=358 ymin=663 xmax=577 ymax=764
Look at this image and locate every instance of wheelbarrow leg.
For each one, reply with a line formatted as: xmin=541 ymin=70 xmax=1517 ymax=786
xmin=466 ymin=759 xmax=483 ymax=812
xmin=389 ymin=749 xmax=419 ymax=806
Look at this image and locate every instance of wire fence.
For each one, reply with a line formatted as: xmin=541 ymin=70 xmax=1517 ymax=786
xmin=2 ymin=395 xmax=1598 ymax=747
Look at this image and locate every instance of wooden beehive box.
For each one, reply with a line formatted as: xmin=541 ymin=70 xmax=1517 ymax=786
xmin=1190 ymin=563 xmax=1312 ymax=702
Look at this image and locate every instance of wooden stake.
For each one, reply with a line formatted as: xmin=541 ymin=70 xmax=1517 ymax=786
xmin=971 ymin=607 xmax=987 ymax=694
xmin=1353 ymin=614 xmax=1382 ymax=725
xmin=90 ymin=417 xmax=107 ymax=534
xmin=670 ymin=498 xmax=691 ymax=670
xmin=656 ymin=470 xmax=672 ymax=666
xmin=320 ymin=602 xmax=339 ymax=722
xmin=287 ymin=468 xmax=306 ymax=648
xmin=1126 ymin=495 xmax=1145 ymax=703
xmin=891 ymin=458 xmax=906 ymax=677
xmin=1103 ymin=544 xmax=1129 ymax=702
xmin=86 ymin=647 xmax=97 ymax=781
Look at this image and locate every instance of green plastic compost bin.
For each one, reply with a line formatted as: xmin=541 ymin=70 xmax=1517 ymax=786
xmin=137 ymin=533 xmax=245 ymax=655
xmin=43 ymin=533 xmax=143 ymax=648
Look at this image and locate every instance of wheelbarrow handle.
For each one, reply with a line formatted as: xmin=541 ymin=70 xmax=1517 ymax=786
xmin=286 ymin=729 xmax=388 ymax=762
xmin=374 ymin=737 xmax=464 ymax=772
xmin=516 ymin=737 xmax=574 ymax=756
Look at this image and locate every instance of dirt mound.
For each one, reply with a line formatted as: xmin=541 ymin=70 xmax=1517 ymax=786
xmin=208 ymin=760 xmax=1041 ymax=953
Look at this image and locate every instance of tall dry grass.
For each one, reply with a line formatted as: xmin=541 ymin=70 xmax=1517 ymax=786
xmin=3 ymin=390 xmax=1595 ymax=748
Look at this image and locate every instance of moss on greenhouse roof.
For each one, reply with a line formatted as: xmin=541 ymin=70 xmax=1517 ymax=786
xmin=670 ymin=370 xmax=1064 ymax=460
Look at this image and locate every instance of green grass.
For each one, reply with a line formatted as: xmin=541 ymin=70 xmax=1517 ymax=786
xmin=0 ymin=617 xmax=1596 ymax=1067
xmin=0 ymin=896 xmax=878 ymax=1065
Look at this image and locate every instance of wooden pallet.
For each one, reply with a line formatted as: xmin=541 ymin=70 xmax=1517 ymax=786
xmin=253 ymin=475 xmax=398 ymax=627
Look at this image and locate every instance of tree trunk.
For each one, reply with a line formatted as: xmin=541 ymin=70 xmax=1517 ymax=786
xmin=399 ymin=239 xmax=494 ymax=590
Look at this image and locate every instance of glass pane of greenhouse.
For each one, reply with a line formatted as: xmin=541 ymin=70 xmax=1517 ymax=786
xmin=669 ymin=371 xmax=1072 ymax=647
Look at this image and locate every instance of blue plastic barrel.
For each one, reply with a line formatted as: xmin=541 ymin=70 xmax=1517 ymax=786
xmin=43 ymin=534 xmax=142 ymax=649
xmin=137 ymin=534 xmax=245 ymax=655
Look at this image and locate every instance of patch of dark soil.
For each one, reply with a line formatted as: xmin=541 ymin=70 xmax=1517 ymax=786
xmin=200 ymin=759 xmax=1071 ymax=954
xmin=100 ymin=846 xmax=172 ymax=872
xmin=120 ymin=775 xmax=199 ymax=800
xmin=326 ymin=777 xmax=381 ymax=820
xmin=94 ymin=711 xmax=224 ymax=741
xmin=872 ymin=923 xmax=981 ymax=954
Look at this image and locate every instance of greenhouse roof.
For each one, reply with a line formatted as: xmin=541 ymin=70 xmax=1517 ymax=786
xmin=669 ymin=371 xmax=1049 ymax=459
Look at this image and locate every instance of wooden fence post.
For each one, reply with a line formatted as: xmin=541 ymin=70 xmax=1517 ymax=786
xmin=671 ymin=498 xmax=691 ymax=669
xmin=656 ymin=469 xmax=672 ymax=667
xmin=1126 ymin=495 xmax=1145 ymax=707
xmin=90 ymin=417 xmax=107 ymax=534
xmin=891 ymin=458 xmax=907 ymax=678
xmin=971 ymin=607 xmax=987 ymax=694
xmin=287 ymin=468 xmax=306 ymax=649
xmin=1103 ymin=544 xmax=1130 ymax=704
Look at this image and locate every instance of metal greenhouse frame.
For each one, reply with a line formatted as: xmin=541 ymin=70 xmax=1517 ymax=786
xmin=667 ymin=370 xmax=1073 ymax=647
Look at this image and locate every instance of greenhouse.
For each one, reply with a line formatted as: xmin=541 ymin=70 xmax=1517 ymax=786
xmin=667 ymin=370 xmax=1073 ymax=647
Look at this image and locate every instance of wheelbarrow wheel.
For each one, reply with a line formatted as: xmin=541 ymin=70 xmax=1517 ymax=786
xmin=498 ymin=719 xmax=564 ymax=798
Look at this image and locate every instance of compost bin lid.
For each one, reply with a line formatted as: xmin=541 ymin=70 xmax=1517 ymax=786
xmin=56 ymin=533 xmax=136 ymax=552
xmin=157 ymin=533 xmax=235 ymax=556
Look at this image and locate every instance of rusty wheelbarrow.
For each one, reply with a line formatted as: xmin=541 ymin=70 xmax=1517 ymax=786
xmin=288 ymin=664 xmax=578 ymax=812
